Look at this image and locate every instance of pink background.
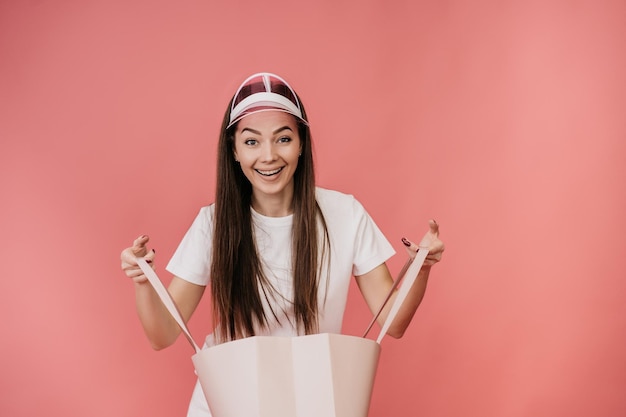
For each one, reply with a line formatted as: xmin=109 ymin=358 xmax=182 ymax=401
xmin=1 ymin=1 xmax=625 ymax=416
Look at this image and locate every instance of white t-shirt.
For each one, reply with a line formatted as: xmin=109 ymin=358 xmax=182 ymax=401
xmin=165 ymin=187 xmax=395 ymax=416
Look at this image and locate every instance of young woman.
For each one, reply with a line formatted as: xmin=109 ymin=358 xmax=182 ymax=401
xmin=121 ymin=72 xmax=445 ymax=416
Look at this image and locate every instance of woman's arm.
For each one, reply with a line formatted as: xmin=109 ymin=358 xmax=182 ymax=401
xmin=121 ymin=236 xmax=205 ymax=350
xmin=355 ymin=220 xmax=444 ymax=338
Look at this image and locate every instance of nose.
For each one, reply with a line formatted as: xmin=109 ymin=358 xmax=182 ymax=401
xmin=259 ymin=142 xmax=277 ymax=162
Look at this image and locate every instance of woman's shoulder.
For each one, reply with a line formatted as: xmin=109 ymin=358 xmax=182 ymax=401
xmin=316 ymin=186 xmax=353 ymax=203
xmin=315 ymin=187 xmax=365 ymax=214
xmin=195 ymin=203 xmax=216 ymax=218
xmin=186 ymin=203 xmax=216 ymax=231
xmin=198 ymin=203 xmax=216 ymax=214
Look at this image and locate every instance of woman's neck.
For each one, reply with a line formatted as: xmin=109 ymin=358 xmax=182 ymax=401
xmin=251 ymin=191 xmax=294 ymax=217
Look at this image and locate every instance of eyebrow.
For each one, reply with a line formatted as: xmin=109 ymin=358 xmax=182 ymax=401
xmin=240 ymin=126 xmax=294 ymax=135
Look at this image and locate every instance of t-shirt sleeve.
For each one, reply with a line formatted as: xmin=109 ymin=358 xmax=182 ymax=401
xmin=165 ymin=206 xmax=214 ymax=286
xmin=351 ymin=198 xmax=396 ymax=277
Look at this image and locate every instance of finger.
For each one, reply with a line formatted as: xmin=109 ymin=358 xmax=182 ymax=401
xmin=426 ymin=252 xmax=442 ymax=261
xmin=131 ymin=275 xmax=148 ymax=284
xmin=423 ymin=243 xmax=444 ymax=265
xmin=144 ymin=249 xmax=156 ymax=263
xmin=429 ymin=239 xmax=445 ymax=254
xmin=121 ymin=247 xmax=140 ymax=268
xmin=401 ymin=237 xmax=420 ymax=251
xmin=122 ymin=256 xmax=153 ymax=270
xmin=423 ymin=259 xmax=438 ymax=267
xmin=402 ymin=238 xmax=431 ymax=262
xmin=429 ymin=219 xmax=439 ymax=236
xmin=131 ymin=235 xmax=150 ymax=257
xmin=127 ymin=269 xmax=149 ymax=284
xmin=424 ymin=251 xmax=442 ymax=264
xmin=124 ymin=266 xmax=145 ymax=278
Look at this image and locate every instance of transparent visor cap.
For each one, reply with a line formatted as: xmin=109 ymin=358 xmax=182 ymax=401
xmin=227 ymin=72 xmax=308 ymax=129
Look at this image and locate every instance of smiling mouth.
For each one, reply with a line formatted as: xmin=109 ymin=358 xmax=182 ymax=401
xmin=255 ymin=167 xmax=284 ymax=176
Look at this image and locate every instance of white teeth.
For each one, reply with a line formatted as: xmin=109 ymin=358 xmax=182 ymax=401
xmin=256 ymin=167 xmax=283 ymax=176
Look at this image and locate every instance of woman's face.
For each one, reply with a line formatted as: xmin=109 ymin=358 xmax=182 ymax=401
xmin=233 ymin=110 xmax=302 ymax=212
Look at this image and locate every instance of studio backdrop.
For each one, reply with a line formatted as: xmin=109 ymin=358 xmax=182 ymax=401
xmin=1 ymin=1 xmax=625 ymax=416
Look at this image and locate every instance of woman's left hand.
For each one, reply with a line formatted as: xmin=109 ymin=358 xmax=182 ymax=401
xmin=402 ymin=219 xmax=445 ymax=267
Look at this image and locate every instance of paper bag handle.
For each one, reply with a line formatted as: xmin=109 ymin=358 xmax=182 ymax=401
xmin=372 ymin=248 xmax=429 ymax=344
xmin=136 ymin=258 xmax=201 ymax=353
xmin=136 ymin=247 xmax=428 ymax=350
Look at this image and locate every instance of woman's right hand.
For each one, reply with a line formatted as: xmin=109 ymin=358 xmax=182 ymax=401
xmin=121 ymin=235 xmax=156 ymax=284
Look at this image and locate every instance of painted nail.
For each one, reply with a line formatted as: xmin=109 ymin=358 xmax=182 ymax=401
xmin=401 ymin=237 xmax=411 ymax=247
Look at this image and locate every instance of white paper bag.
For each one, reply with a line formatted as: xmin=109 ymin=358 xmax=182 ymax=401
xmin=137 ymin=248 xmax=427 ymax=417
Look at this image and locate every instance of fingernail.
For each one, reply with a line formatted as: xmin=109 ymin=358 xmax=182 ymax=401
xmin=146 ymin=259 xmax=152 ymax=264
xmin=401 ymin=237 xmax=411 ymax=247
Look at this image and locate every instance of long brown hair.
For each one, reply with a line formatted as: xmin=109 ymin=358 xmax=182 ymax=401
xmin=210 ymin=96 xmax=330 ymax=343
